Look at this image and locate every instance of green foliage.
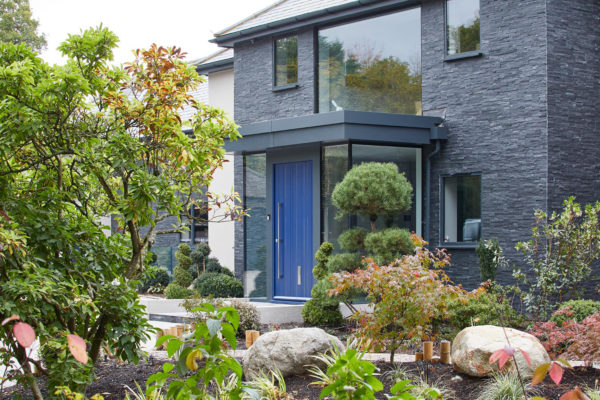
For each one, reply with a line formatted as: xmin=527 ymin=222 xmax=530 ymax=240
xmin=0 ymin=0 xmax=46 ymax=51
xmin=327 ymin=252 xmax=364 ymax=273
xmin=173 ymin=265 xmax=193 ymax=288
xmin=338 ymin=227 xmax=368 ymax=252
xmin=475 ymin=373 xmax=536 ymax=400
xmin=302 ymin=298 xmax=343 ymax=327
xmin=550 ymin=299 xmax=600 ymax=326
xmin=205 ymin=258 xmax=234 ymax=276
xmin=313 ymin=242 xmax=333 ymax=280
xmin=39 ymin=338 xmax=95 ymax=393
xmin=164 ymin=283 xmax=194 ymax=299
xmin=193 ymin=272 xmax=243 ymax=298
xmin=146 ymin=303 xmax=243 ymax=399
xmin=331 ymin=162 xmax=412 ymax=232
xmin=331 ymin=236 xmax=466 ymax=363
xmin=182 ymin=297 xmax=259 ymax=338
xmin=442 ymin=291 xmax=525 ymax=339
xmin=514 ymin=197 xmax=600 ymax=319
xmin=476 ymin=239 xmax=504 ymax=282
xmin=364 ymin=228 xmax=414 ymax=265
xmin=175 ymin=244 xmax=192 ymax=269
xmin=244 ymin=368 xmax=290 ymax=400
xmin=138 ymin=266 xmax=170 ymax=293
xmin=309 ymin=343 xmax=384 ymax=400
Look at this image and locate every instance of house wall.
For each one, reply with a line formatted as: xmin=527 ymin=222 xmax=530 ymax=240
xmin=234 ymin=29 xmax=315 ymax=126
xmin=546 ymin=0 xmax=600 ymax=295
xmin=208 ymin=68 xmax=236 ymax=271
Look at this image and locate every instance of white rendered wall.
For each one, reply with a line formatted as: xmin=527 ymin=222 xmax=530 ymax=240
xmin=207 ymin=69 xmax=235 ymax=271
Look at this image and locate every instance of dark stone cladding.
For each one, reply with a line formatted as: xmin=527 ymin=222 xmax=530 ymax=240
xmin=233 ymin=29 xmax=315 ymax=126
xmin=231 ymin=0 xmax=600 ymax=292
xmin=546 ymin=0 xmax=600 ymax=295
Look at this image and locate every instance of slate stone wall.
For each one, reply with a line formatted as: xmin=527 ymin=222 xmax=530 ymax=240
xmin=421 ymin=0 xmax=549 ymax=289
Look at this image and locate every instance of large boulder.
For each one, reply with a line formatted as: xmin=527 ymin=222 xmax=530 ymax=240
xmin=242 ymin=327 xmax=344 ymax=379
xmin=451 ymin=325 xmax=550 ymax=378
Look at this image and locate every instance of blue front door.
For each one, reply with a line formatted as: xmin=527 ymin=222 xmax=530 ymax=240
xmin=273 ymin=161 xmax=313 ymax=300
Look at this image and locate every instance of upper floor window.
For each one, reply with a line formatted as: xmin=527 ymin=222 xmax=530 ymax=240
xmin=443 ymin=174 xmax=481 ymax=244
xmin=274 ymin=36 xmax=298 ymax=87
xmin=446 ymin=0 xmax=480 ymax=55
xmin=180 ymin=203 xmax=208 ymax=244
xmin=317 ymin=7 xmax=421 ymax=114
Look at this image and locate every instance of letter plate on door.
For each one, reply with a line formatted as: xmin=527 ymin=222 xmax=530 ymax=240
xmin=297 ymin=266 xmax=301 ymax=286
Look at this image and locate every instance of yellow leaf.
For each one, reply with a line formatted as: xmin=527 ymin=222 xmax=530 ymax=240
xmin=186 ymin=349 xmax=202 ymax=371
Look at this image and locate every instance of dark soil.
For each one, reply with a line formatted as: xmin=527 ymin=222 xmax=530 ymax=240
xmin=5 ymin=355 xmax=598 ymax=400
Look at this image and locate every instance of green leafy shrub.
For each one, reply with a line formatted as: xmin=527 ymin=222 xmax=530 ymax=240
xmin=302 ymin=298 xmax=344 ymax=327
xmin=193 ymin=272 xmax=243 ymax=298
xmin=550 ymin=299 xmax=600 ymax=326
xmin=173 ymin=265 xmax=193 ymax=288
xmin=476 ymin=239 xmax=504 ymax=282
xmin=175 ymin=243 xmax=192 ymax=269
xmin=364 ymin=228 xmax=414 ymax=265
xmin=138 ymin=266 xmax=170 ymax=293
xmin=182 ymin=297 xmax=259 ymax=337
xmin=338 ymin=227 xmax=368 ymax=252
xmin=442 ymin=291 xmax=524 ymax=338
xmin=205 ymin=258 xmax=234 ymax=276
xmin=164 ymin=282 xmax=194 ymax=299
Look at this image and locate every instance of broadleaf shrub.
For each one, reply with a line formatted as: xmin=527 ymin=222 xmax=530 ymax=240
xmin=193 ymin=272 xmax=243 ymax=298
xmin=182 ymin=297 xmax=259 ymax=337
xmin=164 ymin=282 xmax=194 ymax=299
xmin=549 ymin=300 xmax=600 ymax=326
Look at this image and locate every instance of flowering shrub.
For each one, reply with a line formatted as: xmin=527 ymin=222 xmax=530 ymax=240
xmin=529 ymin=310 xmax=600 ymax=364
xmin=329 ymin=235 xmax=469 ymax=363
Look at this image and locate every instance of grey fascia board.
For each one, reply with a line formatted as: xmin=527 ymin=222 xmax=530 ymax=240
xmin=195 ymin=58 xmax=234 ymax=74
xmin=211 ymin=0 xmax=418 ymax=47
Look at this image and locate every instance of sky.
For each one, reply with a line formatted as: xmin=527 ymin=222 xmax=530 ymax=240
xmin=29 ymin=0 xmax=275 ymax=66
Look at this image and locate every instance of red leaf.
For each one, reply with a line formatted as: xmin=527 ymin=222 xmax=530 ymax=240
xmin=2 ymin=314 xmax=20 ymax=326
xmin=67 ymin=334 xmax=88 ymax=364
xmin=489 ymin=348 xmax=505 ymax=364
xmin=489 ymin=348 xmax=511 ymax=369
xmin=498 ymin=352 xmax=511 ymax=369
xmin=560 ymin=387 xmax=589 ymax=400
xmin=549 ymin=362 xmax=564 ymax=385
xmin=13 ymin=322 xmax=35 ymax=348
xmin=519 ymin=348 xmax=532 ymax=366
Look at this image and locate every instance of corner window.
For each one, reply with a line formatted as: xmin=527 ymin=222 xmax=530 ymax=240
xmin=443 ymin=174 xmax=481 ymax=243
xmin=274 ymin=36 xmax=298 ymax=87
xmin=446 ymin=0 xmax=480 ymax=55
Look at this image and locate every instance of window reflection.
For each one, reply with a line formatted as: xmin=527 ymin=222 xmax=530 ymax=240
xmin=446 ymin=0 xmax=480 ymax=55
xmin=443 ymin=175 xmax=481 ymax=243
xmin=244 ymin=154 xmax=267 ymax=298
xmin=321 ymin=145 xmax=349 ymax=250
xmin=274 ymin=36 xmax=298 ymax=86
xmin=318 ymin=8 xmax=421 ymax=114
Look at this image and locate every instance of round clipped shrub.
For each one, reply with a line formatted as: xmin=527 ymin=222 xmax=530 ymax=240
xmin=550 ymin=299 xmax=600 ymax=326
xmin=205 ymin=258 xmax=234 ymax=276
xmin=164 ymin=282 xmax=194 ymax=299
xmin=173 ymin=265 xmax=193 ymax=288
xmin=302 ymin=298 xmax=343 ymax=326
xmin=194 ymin=272 xmax=243 ymax=298
xmin=364 ymin=228 xmax=414 ymax=265
xmin=338 ymin=227 xmax=368 ymax=252
xmin=138 ymin=266 xmax=170 ymax=293
xmin=327 ymin=252 xmax=363 ymax=274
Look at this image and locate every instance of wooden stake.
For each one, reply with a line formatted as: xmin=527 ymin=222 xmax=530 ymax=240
xmin=431 ymin=356 xmax=440 ymax=364
xmin=440 ymin=340 xmax=451 ymax=354
xmin=251 ymin=330 xmax=260 ymax=345
xmin=423 ymin=341 xmax=433 ymax=361
xmin=176 ymin=325 xmax=184 ymax=339
xmin=415 ymin=352 xmax=423 ymax=361
xmin=245 ymin=330 xmax=254 ymax=348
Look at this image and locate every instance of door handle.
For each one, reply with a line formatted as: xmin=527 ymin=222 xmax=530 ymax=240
xmin=277 ymin=202 xmax=282 ymax=279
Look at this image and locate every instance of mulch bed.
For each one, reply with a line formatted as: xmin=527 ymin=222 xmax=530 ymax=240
xmin=5 ymin=355 xmax=598 ymax=400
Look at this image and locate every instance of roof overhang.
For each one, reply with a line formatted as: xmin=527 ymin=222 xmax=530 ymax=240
xmin=212 ymin=0 xmax=419 ymax=48
xmin=195 ymin=58 xmax=234 ymax=75
xmin=226 ymin=110 xmax=447 ymax=153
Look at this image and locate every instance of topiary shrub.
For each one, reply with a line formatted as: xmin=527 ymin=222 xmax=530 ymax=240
xmin=164 ymin=282 xmax=194 ymax=299
xmin=173 ymin=265 xmax=193 ymax=288
xmin=550 ymin=299 xmax=600 ymax=326
xmin=138 ymin=266 xmax=170 ymax=293
xmin=205 ymin=257 xmax=234 ymax=276
xmin=338 ymin=228 xmax=368 ymax=252
xmin=193 ymin=272 xmax=243 ymax=298
xmin=313 ymin=242 xmax=333 ymax=280
xmin=302 ymin=298 xmax=343 ymax=327
xmin=364 ymin=228 xmax=414 ymax=265
xmin=327 ymin=252 xmax=363 ymax=274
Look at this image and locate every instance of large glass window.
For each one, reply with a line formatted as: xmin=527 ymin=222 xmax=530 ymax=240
xmin=446 ymin=0 xmax=480 ymax=55
xmin=244 ymin=154 xmax=267 ymax=298
xmin=274 ymin=36 xmax=298 ymax=87
xmin=321 ymin=145 xmax=349 ymax=250
xmin=318 ymin=8 xmax=421 ymax=114
xmin=443 ymin=174 xmax=481 ymax=243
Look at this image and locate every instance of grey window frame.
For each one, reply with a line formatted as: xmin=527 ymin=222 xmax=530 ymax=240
xmin=439 ymin=172 xmax=482 ymax=248
xmin=444 ymin=0 xmax=483 ymax=61
xmin=272 ymin=34 xmax=299 ymax=91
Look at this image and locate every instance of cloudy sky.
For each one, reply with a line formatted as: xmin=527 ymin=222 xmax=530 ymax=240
xmin=29 ymin=0 xmax=275 ymax=65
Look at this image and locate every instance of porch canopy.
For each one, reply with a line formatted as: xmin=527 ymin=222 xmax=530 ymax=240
xmin=225 ymin=110 xmax=447 ymax=153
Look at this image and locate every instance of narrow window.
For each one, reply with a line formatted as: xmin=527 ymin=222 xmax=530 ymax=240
xmin=180 ymin=202 xmax=208 ymax=243
xmin=446 ymin=0 xmax=480 ymax=55
xmin=274 ymin=36 xmax=298 ymax=86
xmin=443 ymin=174 xmax=481 ymax=243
